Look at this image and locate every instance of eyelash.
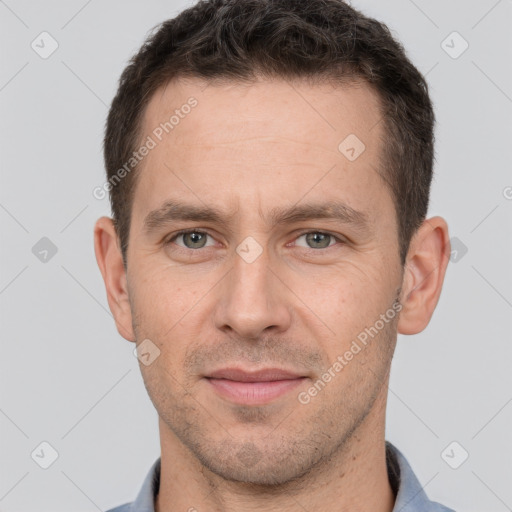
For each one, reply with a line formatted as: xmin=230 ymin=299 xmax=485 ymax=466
xmin=164 ymin=229 xmax=345 ymax=252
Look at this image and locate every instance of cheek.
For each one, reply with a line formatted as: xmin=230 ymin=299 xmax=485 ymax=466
xmin=291 ymin=259 xmax=398 ymax=354
xmin=129 ymin=264 xmax=217 ymax=362
xmin=129 ymin=265 xmax=185 ymax=337
xmin=300 ymin=261 xmax=384 ymax=318
xmin=139 ymin=353 xmax=194 ymax=421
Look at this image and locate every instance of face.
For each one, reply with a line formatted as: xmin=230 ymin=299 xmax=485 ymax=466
xmin=116 ymin=77 xmax=406 ymax=484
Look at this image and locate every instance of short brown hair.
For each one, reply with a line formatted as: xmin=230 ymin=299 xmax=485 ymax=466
xmin=104 ymin=0 xmax=435 ymax=268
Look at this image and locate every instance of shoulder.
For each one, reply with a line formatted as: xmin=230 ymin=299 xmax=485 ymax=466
xmin=429 ymin=501 xmax=457 ymax=512
xmin=104 ymin=502 xmax=132 ymax=512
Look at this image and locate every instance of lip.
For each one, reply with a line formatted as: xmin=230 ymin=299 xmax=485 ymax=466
xmin=207 ymin=367 xmax=304 ymax=382
xmin=205 ymin=367 xmax=308 ymax=405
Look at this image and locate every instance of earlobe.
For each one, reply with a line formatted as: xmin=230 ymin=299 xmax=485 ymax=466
xmin=397 ymin=216 xmax=450 ymax=335
xmin=93 ymin=216 xmax=136 ymax=342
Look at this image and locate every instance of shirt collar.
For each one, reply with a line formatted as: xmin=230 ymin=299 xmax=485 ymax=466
xmin=131 ymin=441 xmax=452 ymax=511
xmin=385 ymin=441 xmax=453 ymax=511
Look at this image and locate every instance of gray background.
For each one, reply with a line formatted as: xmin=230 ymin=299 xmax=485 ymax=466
xmin=1 ymin=0 xmax=511 ymax=510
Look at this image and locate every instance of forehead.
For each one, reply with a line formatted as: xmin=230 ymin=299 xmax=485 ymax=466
xmin=142 ymin=76 xmax=382 ymax=150
xmin=132 ymin=76 xmax=390 ymax=231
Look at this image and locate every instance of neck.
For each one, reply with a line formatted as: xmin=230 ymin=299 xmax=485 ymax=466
xmin=155 ymin=387 xmax=395 ymax=512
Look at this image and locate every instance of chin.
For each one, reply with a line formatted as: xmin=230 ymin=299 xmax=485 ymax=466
xmin=192 ymin=439 xmax=318 ymax=487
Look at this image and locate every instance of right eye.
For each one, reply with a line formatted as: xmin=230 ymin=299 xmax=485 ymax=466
xmin=165 ymin=229 xmax=216 ymax=250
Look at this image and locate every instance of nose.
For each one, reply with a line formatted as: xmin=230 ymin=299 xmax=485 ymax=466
xmin=213 ymin=246 xmax=292 ymax=340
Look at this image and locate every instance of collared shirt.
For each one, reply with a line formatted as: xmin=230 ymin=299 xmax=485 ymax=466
xmin=106 ymin=440 xmax=455 ymax=512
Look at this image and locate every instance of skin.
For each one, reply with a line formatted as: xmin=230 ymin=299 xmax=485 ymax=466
xmin=94 ymin=76 xmax=450 ymax=512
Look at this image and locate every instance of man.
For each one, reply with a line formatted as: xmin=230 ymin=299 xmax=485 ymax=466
xmin=94 ymin=0 xmax=454 ymax=510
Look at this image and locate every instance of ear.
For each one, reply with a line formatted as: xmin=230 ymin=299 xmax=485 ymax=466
xmin=397 ymin=216 xmax=450 ymax=335
xmin=94 ymin=216 xmax=136 ymax=342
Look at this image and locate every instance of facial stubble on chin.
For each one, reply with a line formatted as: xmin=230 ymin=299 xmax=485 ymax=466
xmin=145 ymin=350 xmax=394 ymax=486
xmin=132 ymin=287 xmax=402 ymax=487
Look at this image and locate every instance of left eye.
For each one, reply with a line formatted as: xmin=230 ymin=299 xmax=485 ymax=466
xmin=293 ymin=232 xmax=340 ymax=249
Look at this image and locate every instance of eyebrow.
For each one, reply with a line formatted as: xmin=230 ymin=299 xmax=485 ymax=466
xmin=143 ymin=199 xmax=372 ymax=236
